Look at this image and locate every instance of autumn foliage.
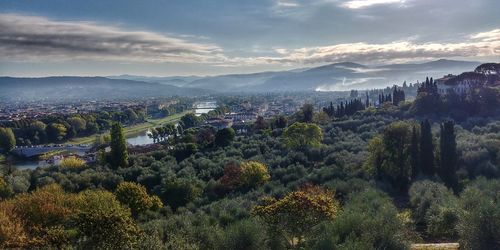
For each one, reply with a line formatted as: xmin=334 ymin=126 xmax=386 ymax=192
xmin=218 ymin=161 xmax=270 ymax=192
xmin=115 ymin=181 xmax=163 ymax=216
xmin=252 ymin=185 xmax=340 ymax=248
xmin=0 ymin=184 xmax=142 ymax=249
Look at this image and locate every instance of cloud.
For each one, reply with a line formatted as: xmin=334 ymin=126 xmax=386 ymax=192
xmin=0 ymin=13 xmax=224 ymax=63
xmin=237 ymin=29 xmax=500 ymax=65
xmin=276 ymin=0 xmax=301 ymax=7
xmin=341 ymin=0 xmax=407 ymax=9
xmin=470 ymin=29 xmax=500 ymax=42
xmin=315 ymin=77 xmax=386 ymax=91
xmin=0 ymin=13 xmax=498 ymax=68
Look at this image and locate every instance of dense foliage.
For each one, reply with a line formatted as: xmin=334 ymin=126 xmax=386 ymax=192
xmin=0 ymin=82 xmax=499 ymax=249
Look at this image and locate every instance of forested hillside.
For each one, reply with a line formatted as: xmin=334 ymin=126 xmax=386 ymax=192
xmin=1 ymin=67 xmax=499 ymax=249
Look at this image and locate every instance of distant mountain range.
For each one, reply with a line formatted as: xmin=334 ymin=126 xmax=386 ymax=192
xmin=0 ymin=76 xmax=208 ymax=103
xmin=0 ymin=59 xmax=486 ymax=103
xmin=110 ymin=59 xmax=482 ymax=92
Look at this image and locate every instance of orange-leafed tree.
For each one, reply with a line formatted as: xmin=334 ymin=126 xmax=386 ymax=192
xmin=252 ymin=185 xmax=340 ymax=248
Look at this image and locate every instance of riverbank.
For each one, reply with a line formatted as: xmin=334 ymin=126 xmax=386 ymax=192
xmin=66 ymin=110 xmax=191 ymax=145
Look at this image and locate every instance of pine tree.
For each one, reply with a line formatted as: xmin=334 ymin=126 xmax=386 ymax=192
xmin=410 ymin=126 xmax=419 ymax=179
xmin=419 ymin=119 xmax=434 ymax=176
xmin=439 ymin=120 xmax=458 ymax=191
xmin=110 ymin=122 xmax=128 ymax=168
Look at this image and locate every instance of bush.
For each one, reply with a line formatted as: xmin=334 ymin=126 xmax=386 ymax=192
xmin=409 ymin=180 xmax=459 ymax=239
xmin=115 ymin=181 xmax=163 ymax=216
xmin=60 ymin=156 xmax=86 ymax=168
xmin=161 ymin=178 xmax=201 ymax=209
xmin=457 ymin=178 xmax=500 ymax=250
xmin=221 ymin=219 xmax=268 ymax=250
xmin=308 ymin=189 xmax=410 ymax=250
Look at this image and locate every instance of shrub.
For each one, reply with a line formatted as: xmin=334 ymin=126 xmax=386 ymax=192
xmin=221 ymin=219 xmax=268 ymax=250
xmin=115 ymin=181 xmax=163 ymax=216
xmin=308 ymin=189 xmax=410 ymax=250
xmin=457 ymin=178 xmax=500 ymax=250
xmin=60 ymin=156 xmax=86 ymax=168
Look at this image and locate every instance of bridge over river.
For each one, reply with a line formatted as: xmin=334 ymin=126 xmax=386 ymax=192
xmin=12 ymin=145 xmax=91 ymax=158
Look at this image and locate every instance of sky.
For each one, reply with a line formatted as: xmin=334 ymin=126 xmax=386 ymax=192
xmin=0 ymin=0 xmax=498 ymax=77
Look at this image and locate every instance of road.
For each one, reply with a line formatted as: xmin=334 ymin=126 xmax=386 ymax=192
xmin=12 ymin=145 xmax=90 ymax=158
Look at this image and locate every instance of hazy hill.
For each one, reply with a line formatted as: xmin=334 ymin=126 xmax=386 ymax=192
xmin=0 ymin=76 xmax=208 ymax=103
xmin=111 ymin=59 xmax=482 ymax=92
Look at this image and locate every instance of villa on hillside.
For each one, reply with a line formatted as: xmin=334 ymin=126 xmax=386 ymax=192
xmin=435 ymin=63 xmax=500 ymax=95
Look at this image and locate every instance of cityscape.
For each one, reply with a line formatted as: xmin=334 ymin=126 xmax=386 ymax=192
xmin=0 ymin=1 xmax=499 ymax=249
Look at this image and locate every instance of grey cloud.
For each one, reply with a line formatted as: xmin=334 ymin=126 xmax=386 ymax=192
xmin=0 ymin=14 xmax=225 ymax=63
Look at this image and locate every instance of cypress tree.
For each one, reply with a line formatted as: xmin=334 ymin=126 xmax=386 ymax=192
xmin=439 ymin=120 xmax=458 ymax=191
xmin=410 ymin=125 xmax=419 ymax=179
xmin=110 ymin=122 xmax=128 ymax=168
xmin=419 ymin=119 xmax=434 ymax=176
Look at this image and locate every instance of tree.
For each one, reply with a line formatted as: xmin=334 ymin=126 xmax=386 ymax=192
xmin=218 ymin=161 xmax=270 ymax=193
xmin=218 ymin=162 xmax=244 ymax=192
xmin=161 ymin=178 xmax=201 ymax=210
xmin=365 ymin=121 xmax=416 ymax=191
xmin=196 ymin=126 xmax=216 ymax=147
xmin=75 ymin=190 xmax=141 ymax=249
xmin=283 ymin=122 xmax=323 ymax=149
xmin=439 ymin=120 xmax=458 ymax=191
xmin=115 ymin=182 xmax=163 ymax=217
xmin=215 ymin=127 xmax=235 ymax=147
xmin=252 ymin=186 xmax=340 ymax=248
xmin=124 ymin=108 xmax=139 ymax=122
xmin=110 ymin=122 xmax=128 ymax=168
xmin=410 ymin=126 xmax=420 ymax=179
xmin=239 ymin=161 xmax=270 ymax=189
xmin=67 ymin=117 xmax=86 ymax=134
xmin=419 ymin=119 xmax=435 ymax=176
xmin=29 ymin=121 xmax=47 ymax=144
xmin=253 ymin=116 xmax=268 ymax=131
xmin=0 ymin=178 xmax=13 ymax=200
xmin=300 ymin=103 xmax=314 ymax=123
xmin=172 ymin=143 xmax=198 ymax=162
xmin=46 ymin=123 xmax=67 ymax=142
xmin=274 ymin=115 xmax=288 ymax=129
xmin=381 ymin=121 xmax=412 ymax=191
xmin=180 ymin=113 xmax=200 ymax=129
xmin=0 ymin=128 xmax=15 ymax=152
xmin=0 ymin=184 xmax=81 ymax=248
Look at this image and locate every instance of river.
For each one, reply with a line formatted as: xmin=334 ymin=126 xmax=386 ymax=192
xmin=11 ymin=131 xmax=154 ymax=170
xmin=195 ymin=101 xmax=217 ymax=116
xmin=11 ymin=104 xmax=216 ymax=169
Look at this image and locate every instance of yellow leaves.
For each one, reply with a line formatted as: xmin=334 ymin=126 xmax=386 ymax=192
xmin=0 ymin=184 xmax=80 ymax=248
xmin=0 ymin=202 xmax=29 ymax=248
xmin=115 ymin=181 xmax=163 ymax=216
xmin=60 ymin=156 xmax=86 ymax=168
xmin=239 ymin=161 xmax=271 ymax=188
xmin=252 ymin=185 xmax=340 ymax=246
xmin=0 ymin=184 xmax=142 ymax=249
xmin=219 ymin=161 xmax=271 ymax=192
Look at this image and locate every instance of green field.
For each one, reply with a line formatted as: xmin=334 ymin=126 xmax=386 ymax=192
xmin=66 ymin=110 xmax=191 ymax=145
